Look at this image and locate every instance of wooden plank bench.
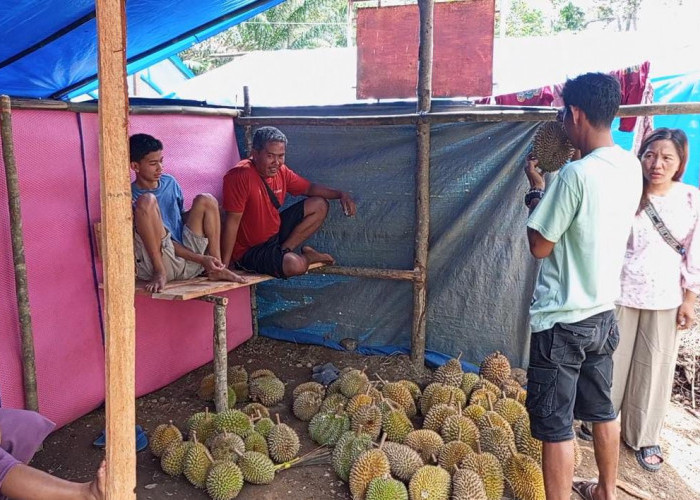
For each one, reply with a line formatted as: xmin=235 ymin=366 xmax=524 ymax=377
xmin=95 ymin=222 xmax=326 ymax=411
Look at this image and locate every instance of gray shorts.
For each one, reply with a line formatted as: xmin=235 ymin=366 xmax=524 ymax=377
xmin=526 ymin=309 xmax=619 ymax=442
xmin=134 ymin=226 xmax=208 ymax=281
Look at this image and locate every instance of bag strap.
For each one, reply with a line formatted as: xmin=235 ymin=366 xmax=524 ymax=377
xmin=643 ymin=201 xmax=686 ymax=256
xmin=258 ymin=175 xmax=281 ymax=210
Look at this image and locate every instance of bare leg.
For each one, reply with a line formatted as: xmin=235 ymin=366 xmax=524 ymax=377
xmin=134 ymin=194 xmax=167 ymax=293
xmin=186 ymin=193 xmax=246 ymax=283
xmin=1 ymin=460 xmax=105 ymax=500
xmin=281 ymin=197 xmax=329 ymax=251
xmin=591 ymin=420 xmax=619 ymax=500
xmin=542 ymin=440 xmax=575 ymax=500
xmin=301 ymin=245 xmax=335 ymax=265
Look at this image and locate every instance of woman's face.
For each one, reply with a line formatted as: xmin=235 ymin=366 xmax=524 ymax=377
xmin=641 ymin=139 xmax=681 ymax=187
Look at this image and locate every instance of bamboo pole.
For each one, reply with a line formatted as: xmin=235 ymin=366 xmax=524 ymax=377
xmin=1 ymin=96 xmax=39 ymax=413
xmin=308 ymin=265 xmax=419 ymax=281
xmin=411 ymin=0 xmax=433 ymax=367
xmin=95 ymin=0 xmax=136 ymax=497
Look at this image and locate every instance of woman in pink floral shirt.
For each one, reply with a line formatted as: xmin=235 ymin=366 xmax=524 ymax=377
xmin=613 ymin=128 xmax=700 ymax=472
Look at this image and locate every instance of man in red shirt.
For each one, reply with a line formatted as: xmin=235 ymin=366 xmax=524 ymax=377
xmin=222 ymin=126 xmax=356 ymax=278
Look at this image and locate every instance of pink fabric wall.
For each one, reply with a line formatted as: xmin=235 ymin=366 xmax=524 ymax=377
xmin=0 ymin=110 xmax=250 ymax=427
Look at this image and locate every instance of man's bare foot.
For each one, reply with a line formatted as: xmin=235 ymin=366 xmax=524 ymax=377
xmin=145 ymin=271 xmax=167 ymax=293
xmin=85 ymin=460 xmax=106 ymax=500
xmin=301 ymin=245 xmax=335 ymax=265
xmin=208 ymin=268 xmax=248 ymax=284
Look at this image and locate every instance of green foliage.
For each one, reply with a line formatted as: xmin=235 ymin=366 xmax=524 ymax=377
xmin=497 ymin=0 xmax=549 ymax=37
xmin=553 ymin=2 xmax=586 ymax=32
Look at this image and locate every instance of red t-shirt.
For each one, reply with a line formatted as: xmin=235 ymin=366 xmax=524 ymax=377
xmin=223 ymin=159 xmax=311 ymax=261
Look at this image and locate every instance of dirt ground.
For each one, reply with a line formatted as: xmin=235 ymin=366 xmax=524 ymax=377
xmin=32 ymin=337 xmax=700 ymax=499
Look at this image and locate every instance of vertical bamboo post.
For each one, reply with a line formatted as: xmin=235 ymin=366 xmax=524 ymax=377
xmin=95 ymin=0 xmax=136 ymax=497
xmin=242 ymin=86 xmax=259 ymax=338
xmin=0 ymin=96 xmax=39 ymax=412
xmin=411 ymin=0 xmax=434 ymax=367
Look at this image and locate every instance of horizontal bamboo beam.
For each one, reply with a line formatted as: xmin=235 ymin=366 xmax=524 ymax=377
xmin=9 ymin=98 xmax=241 ymax=117
xmin=309 ymin=265 xmax=419 ymax=281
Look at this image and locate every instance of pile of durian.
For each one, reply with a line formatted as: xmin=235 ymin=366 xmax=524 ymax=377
xmin=291 ymin=352 xmax=582 ymax=500
xmin=150 ymin=367 xmax=300 ymax=500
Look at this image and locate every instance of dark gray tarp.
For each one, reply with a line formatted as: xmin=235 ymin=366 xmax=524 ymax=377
xmin=238 ymin=102 xmax=542 ymax=368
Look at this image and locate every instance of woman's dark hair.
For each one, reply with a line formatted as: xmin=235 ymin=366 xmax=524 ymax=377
xmin=129 ymin=133 xmax=163 ymax=162
xmin=636 ymin=127 xmax=688 ymax=213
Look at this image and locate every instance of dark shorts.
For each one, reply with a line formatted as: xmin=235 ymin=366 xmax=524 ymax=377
xmin=526 ymin=309 xmax=620 ymax=442
xmin=236 ymin=200 xmax=306 ymax=278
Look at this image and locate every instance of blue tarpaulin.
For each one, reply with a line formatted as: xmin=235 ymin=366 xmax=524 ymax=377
xmin=0 ymin=0 xmax=284 ymax=99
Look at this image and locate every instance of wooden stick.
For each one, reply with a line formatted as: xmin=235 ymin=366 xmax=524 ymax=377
xmin=250 ymin=284 xmax=259 ymax=338
xmin=0 ymin=96 xmax=39 ymax=413
xmin=95 ymin=0 xmax=136 ymax=497
xmin=308 ymin=265 xmax=418 ymax=281
xmin=411 ymin=0 xmax=433 ymax=368
xmin=199 ymin=295 xmax=229 ymax=412
xmin=243 ymin=85 xmax=253 ymax=156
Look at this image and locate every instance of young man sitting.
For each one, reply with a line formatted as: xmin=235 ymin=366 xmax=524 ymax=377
xmin=130 ymin=133 xmax=246 ymax=293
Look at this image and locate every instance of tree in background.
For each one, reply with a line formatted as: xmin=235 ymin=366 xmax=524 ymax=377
xmin=552 ymin=0 xmax=586 ymax=32
xmin=181 ymin=0 xmax=348 ymax=74
xmin=593 ymin=0 xmax=643 ymax=31
xmin=496 ymin=0 xmax=549 ymax=37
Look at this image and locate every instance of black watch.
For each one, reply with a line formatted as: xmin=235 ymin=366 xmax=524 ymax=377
xmin=524 ymin=189 xmax=544 ymax=207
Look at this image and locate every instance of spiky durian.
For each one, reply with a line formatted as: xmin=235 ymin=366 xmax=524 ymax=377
xmin=206 ymin=461 xmax=244 ymax=500
xmin=150 ymin=421 xmax=183 ymax=458
xmin=214 ymin=409 xmax=253 ymax=438
xmin=404 ymin=429 xmax=444 ymax=464
xmin=332 ymin=429 xmax=373 ymax=482
xmin=382 ymin=441 xmax=424 ymax=482
xmin=349 ymin=447 xmax=391 ymax=500
xmin=408 ymin=465 xmax=451 ymax=500
xmin=292 ymin=381 xmax=325 ymax=399
xmin=183 ymin=433 xmax=214 ymax=489
xmin=293 ymin=391 xmax=323 ymax=422
xmin=432 ymin=356 xmax=464 ymax=387
xmin=267 ymin=415 xmax=300 ymax=463
xmin=208 ymin=431 xmax=246 ymax=462
xmin=249 ymin=376 xmax=285 ymax=406
xmin=452 ymin=468 xmax=488 ymax=500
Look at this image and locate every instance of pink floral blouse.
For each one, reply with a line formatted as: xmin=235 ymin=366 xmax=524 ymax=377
xmin=618 ymin=182 xmax=700 ymax=310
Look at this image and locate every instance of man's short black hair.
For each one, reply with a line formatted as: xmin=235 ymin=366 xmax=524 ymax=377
xmin=561 ymin=73 xmax=621 ymax=129
xmin=129 ymin=133 xmax=163 ymax=162
xmin=252 ymin=126 xmax=287 ymax=151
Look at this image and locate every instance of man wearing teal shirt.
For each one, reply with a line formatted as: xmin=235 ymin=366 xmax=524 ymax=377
xmin=524 ymin=73 xmax=641 ymax=500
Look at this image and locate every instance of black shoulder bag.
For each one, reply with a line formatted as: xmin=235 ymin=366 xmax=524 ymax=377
xmin=259 ymin=175 xmax=281 ymax=210
xmin=644 ymin=201 xmax=686 ymax=256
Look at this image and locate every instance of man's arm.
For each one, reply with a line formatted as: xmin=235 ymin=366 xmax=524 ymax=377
xmin=527 ymin=228 xmax=555 ymax=259
xmin=222 ymin=212 xmax=243 ymax=267
xmin=305 ymin=183 xmax=357 ymax=216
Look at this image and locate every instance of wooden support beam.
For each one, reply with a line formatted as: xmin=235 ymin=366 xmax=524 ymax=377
xmin=250 ymin=285 xmax=259 ymax=338
xmin=1 ymin=95 xmax=39 ymax=412
xmin=308 ymin=265 xmax=419 ymax=281
xmin=199 ymin=295 xmax=229 ymax=412
xmin=411 ymin=0 xmax=433 ymax=368
xmin=243 ymin=85 xmax=253 ymax=156
xmin=95 ymin=0 xmax=136 ymax=498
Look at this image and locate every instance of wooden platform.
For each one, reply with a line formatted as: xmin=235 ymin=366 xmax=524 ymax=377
xmin=134 ymin=262 xmax=327 ymax=300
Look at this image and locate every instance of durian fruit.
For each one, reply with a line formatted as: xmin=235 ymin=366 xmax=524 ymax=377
xmin=308 ymin=411 xmax=350 ymax=446
xmin=320 ymin=393 xmax=349 ymax=413
xmin=472 ymin=378 xmax=501 ymax=398
xmin=351 ymin=404 xmax=382 ymax=440
xmin=161 ymin=440 xmax=193 ymax=477
xmin=510 ymin=367 xmax=528 ymax=387
xmin=408 ymin=465 xmax=451 ymax=500
xmin=249 ymin=376 xmax=285 ymax=406
xmin=346 ymin=392 xmax=374 ymax=418
xmin=206 ymin=460 xmax=244 ymax=500
xmin=459 ymin=442 xmax=504 ymax=500
xmin=235 ymin=450 xmax=276 ymax=485
xmin=293 ymin=391 xmax=323 ymax=422
xmin=381 ymin=380 xmax=417 ymax=417
xmin=326 ymin=378 xmax=342 ymax=395
xmin=378 ymin=397 xmax=401 ymax=418
xmin=480 ymin=423 xmax=515 ymax=465
xmin=228 ymin=365 xmax=248 ymax=384
xmin=292 ymin=381 xmax=325 ymax=399
xmin=440 ymin=412 xmax=480 ymax=450
xmin=469 ymin=389 xmax=496 ymax=410
xmin=463 ymin=404 xmax=487 ymax=424
xmin=460 ymin=372 xmax=481 ymax=400
xmin=249 ymin=368 xmax=276 ymax=380
xmin=404 ymin=429 xmax=444 ymax=464
xmin=420 ymin=383 xmax=441 ymax=415
xmin=382 ymin=441 xmax=424 ymax=482
xmin=208 ymin=431 xmax=246 ymax=462
xmin=494 ymin=397 xmax=527 ymax=427
xmin=197 ymin=373 xmax=216 ymax=400
xmin=254 ymin=417 xmax=275 ymax=439
xmin=423 ymin=400 xmax=459 ymax=433
xmin=438 ymin=439 xmax=472 ymax=473
xmin=183 ymin=432 xmax=214 ymax=489
xmin=366 ymin=475 xmax=409 ymax=500
xmin=452 ymin=467 xmax=488 ymax=500
xmin=397 ymin=379 xmax=422 ymax=402
xmin=530 ymin=121 xmax=575 ymax=173
xmin=150 ymin=421 xmax=183 ymax=457
xmin=366 ymin=385 xmax=383 ymax=404
xmin=432 ymin=355 xmax=464 ymax=387
xmin=339 ymin=369 xmax=370 ymax=398
xmin=231 ymin=381 xmax=249 ymax=403
xmin=348 ymin=444 xmax=391 ymax=500
xmin=187 ymin=408 xmax=217 ymax=444
xmin=503 ymin=444 xmax=545 ymax=500
xmin=421 ymin=384 xmax=467 ymax=416
xmin=332 ymin=428 xmax=373 ymax=482
xmin=244 ymin=431 xmax=269 ymax=456
xmin=382 ymin=407 xmax=414 ymax=443
xmin=477 ymin=412 xmax=515 ymax=442
xmin=512 ymin=414 xmax=542 ymax=464
xmin=502 ymin=383 xmax=527 ymax=405
xmin=267 ymin=414 xmax=300 ymax=464
xmin=242 ymin=402 xmax=269 ymax=419
xmin=479 ymin=352 xmax=512 ymax=387
xmin=214 ymin=409 xmax=254 ymax=438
